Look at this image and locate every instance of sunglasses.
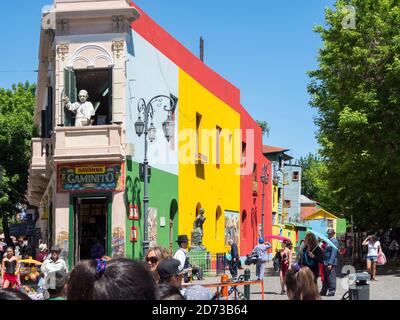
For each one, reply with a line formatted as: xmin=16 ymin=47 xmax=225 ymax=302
xmin=146 ymin=256 xmax=159 ymax=264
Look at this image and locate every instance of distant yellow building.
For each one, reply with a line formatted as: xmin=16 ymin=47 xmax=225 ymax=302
xmin=302 ymin=208 xmax=339 ymax=234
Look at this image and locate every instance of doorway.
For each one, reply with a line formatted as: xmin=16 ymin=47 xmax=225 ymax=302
xmin=73 ymin=197 xmax=108 ymax=263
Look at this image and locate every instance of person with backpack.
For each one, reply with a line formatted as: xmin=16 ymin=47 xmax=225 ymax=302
xmin=252 ymin=238 xmax=272 ymax=281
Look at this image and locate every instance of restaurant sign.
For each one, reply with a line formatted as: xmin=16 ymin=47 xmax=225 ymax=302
xmin=58 ymin=163 xmax=124 ymax=192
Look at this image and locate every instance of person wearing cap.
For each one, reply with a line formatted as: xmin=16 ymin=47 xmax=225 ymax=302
xmin=320 ymin=229 xmax=339 ymax=297
xmin=156 ymin=259 xmax=187 ymax=292
xmin=252 ymin=237 xmax=272 ymax=281
xmin=41 ymin=245 xmax=67 ymax=278
xmin=173 ymin=235 xmax=191 ymax=282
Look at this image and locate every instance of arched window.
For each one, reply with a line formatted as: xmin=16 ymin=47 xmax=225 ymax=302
xmin=242 ymin=210 xmax=248 ymax=240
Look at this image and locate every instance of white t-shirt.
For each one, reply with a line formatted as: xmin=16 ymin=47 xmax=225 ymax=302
xmin=173 ymin=248 xmax=187 ymax=272
xmin=41 ymin=258 xmax=68 ymax=277
xmin=367 ymin=241 xmax=380 ymax=257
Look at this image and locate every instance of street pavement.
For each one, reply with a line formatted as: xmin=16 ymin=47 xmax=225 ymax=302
xmin=193 ymin=260 xmax=400 ymax=300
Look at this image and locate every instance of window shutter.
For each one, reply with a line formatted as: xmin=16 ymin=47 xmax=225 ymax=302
xmin=108 ymin=68 xmax=113 ymax=124
xmin=46 ymin=87 xmax=53 ymax=137
xmin=64 ymin=68 xmax=77 ymax=126
xmin=41 ymin=110 xmax=47 ymax=138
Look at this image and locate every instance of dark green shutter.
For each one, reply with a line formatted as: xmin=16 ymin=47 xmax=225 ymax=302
xmin=46 ymin=87 xmax=53 ymax=137
xmin=41 ymin=110 xmax=47 ymax=138
xmin=64 ymin=68 xmax=77 ymax=126
xmin=108 ymin=68 xmax=113 ymax=124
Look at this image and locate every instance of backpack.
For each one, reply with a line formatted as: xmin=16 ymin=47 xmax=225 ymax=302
xmin=245 ymin=251 xmax=258 ymax=265
xmin=273 ymin=252 xmax=282 ymax=271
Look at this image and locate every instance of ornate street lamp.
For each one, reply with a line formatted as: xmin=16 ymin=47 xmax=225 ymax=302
xmin=148 ymin=123 xmax=157 ymax=143
xmin=134 ymin=95 xmax=177 ymax=258
xmin=162 ymin=111 xmax=175 ymax=142
xmin=134 ymin=116 xmax=145 ymax=137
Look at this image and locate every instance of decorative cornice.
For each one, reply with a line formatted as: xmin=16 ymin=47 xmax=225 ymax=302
xmin=112 ymin=15 xmax=124 ymax=32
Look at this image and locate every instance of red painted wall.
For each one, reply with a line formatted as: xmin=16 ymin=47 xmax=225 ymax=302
xmin=240 ymin=112 xmax=272 ymax=256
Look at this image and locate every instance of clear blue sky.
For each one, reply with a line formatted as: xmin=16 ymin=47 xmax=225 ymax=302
xmin=0 ymin=0 xmax=336 ymax=159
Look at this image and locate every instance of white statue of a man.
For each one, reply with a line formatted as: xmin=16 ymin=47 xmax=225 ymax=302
xmin=63 ymin=90 xmax=95 ymax=127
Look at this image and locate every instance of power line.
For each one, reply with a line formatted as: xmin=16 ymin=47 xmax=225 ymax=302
xmin=0 ymin=70 xmax=38 ymax=73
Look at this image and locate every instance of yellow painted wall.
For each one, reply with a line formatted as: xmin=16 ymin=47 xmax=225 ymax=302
xmin=178 ymin=69 xmax=241 ymax=254
xmin=271 ymin=224 xmax=297 ymax=256
xmin=272 ymin=186 xmax=278 ymax=214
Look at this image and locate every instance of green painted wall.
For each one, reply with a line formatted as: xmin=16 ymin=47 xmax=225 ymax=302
xmin=336 ymin=218 xmax=347 ymax=235
xmin=125 ymin=160 xmax=178 ymax=259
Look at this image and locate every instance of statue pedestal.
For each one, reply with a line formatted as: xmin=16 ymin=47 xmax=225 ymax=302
xmin=191 ymin=229 xmax=203 ymax=248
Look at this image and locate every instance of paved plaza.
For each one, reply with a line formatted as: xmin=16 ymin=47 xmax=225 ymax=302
xmin=194 ymin=260 xmax=400 ymax=300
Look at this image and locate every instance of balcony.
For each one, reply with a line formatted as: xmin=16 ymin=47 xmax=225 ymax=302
xmin=52 ymin=125 xmax=124 ymax=164
xmin=30 ymin=138 xmax=52 ymax=173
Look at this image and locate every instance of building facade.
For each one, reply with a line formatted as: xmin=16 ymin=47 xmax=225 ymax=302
xmin=263 ymin=146 xmax=296 ymax=254
xmin=283 ymin=163 xmax=302 ymax=224
xmin=28 ymin=0 xmax=271 ymax=267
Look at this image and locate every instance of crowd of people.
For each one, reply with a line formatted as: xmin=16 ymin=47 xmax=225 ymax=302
xmin=271 ymin=229 xmax=339 ymax=298
xmin=0 ymin=234 xmax=213 ymax=301
xmin=0 ymin=229 xmax=391 ymax=301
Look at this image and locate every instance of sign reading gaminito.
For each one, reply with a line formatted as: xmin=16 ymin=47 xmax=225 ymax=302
xmin=58 ymin=163 xmax=124 ymax=192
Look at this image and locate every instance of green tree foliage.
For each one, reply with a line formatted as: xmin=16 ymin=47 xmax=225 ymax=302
xmin=0 ymin=82 xmax=36 ymax=244
xmin=308 ymin=0 xmax=400 ymax=230
xmin=299 ymin=154 xmax=339 ymax=214
xmin=256 ymin=120 xmax=270 ymax=137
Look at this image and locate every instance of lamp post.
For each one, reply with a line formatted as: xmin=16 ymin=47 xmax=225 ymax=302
xmin=260 ymin=163 xmax=269 ymax=238
xmin=134 ymin=95 xmax=176 ymax=258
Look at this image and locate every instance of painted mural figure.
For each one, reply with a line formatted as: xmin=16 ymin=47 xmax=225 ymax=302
xmin=63 ymin=90 xmax=95 ymax=127
xmin=192 ymin=208 xmax=206 ymax=249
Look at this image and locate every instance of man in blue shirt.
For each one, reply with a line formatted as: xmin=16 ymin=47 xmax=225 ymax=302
xmin=320 ymin=229 xmax=340 ymax=297
xmin=253 ymin=238 xmax=272 ymax=281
